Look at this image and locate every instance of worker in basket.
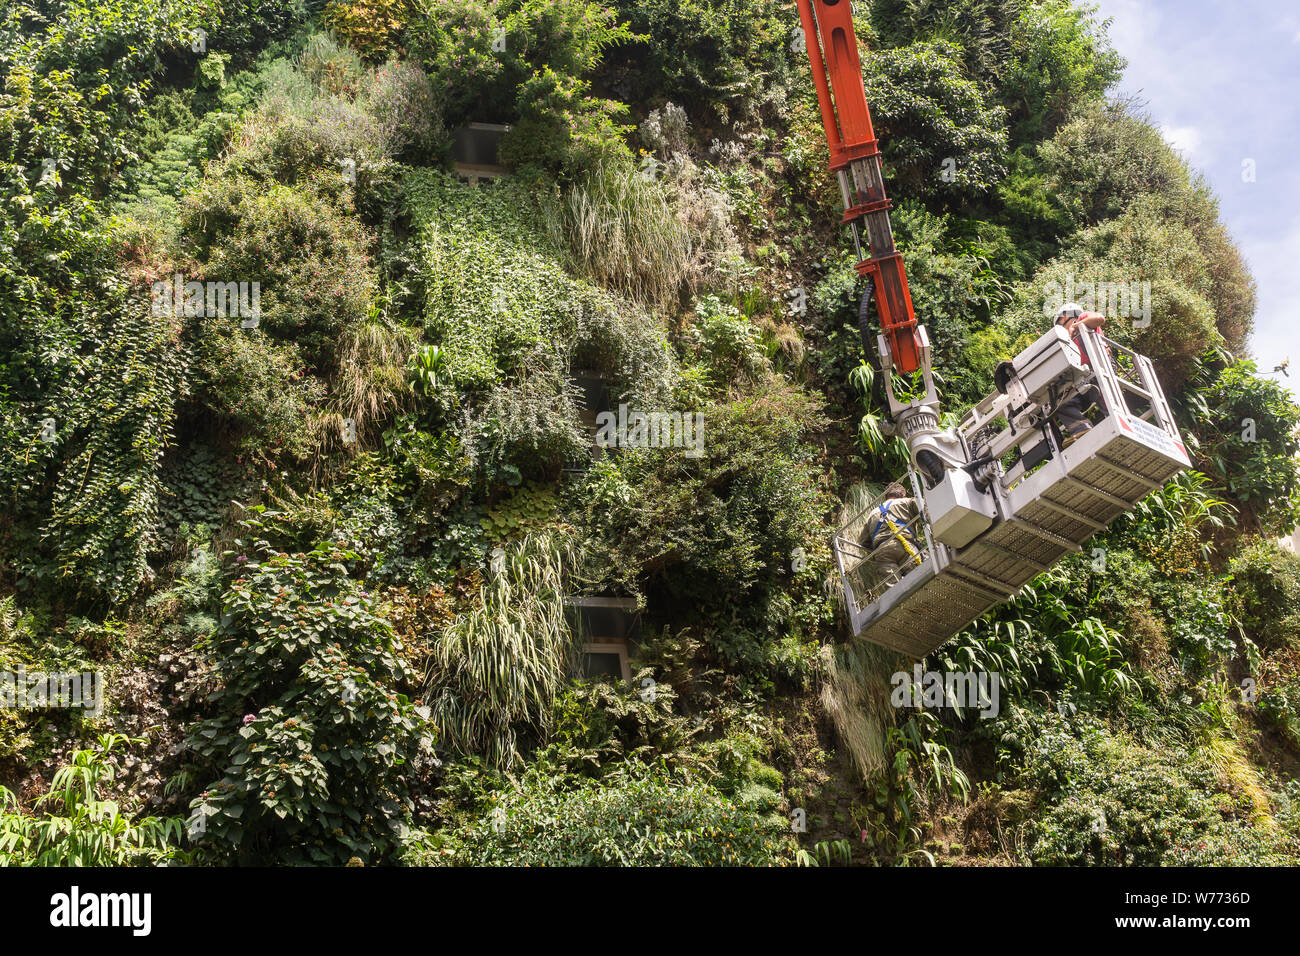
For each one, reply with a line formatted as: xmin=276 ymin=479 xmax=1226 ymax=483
xmin=1054 ymin=301 xmax=1109 ymax=447
xmin=865 ymin=482 xmax=923 ymax=582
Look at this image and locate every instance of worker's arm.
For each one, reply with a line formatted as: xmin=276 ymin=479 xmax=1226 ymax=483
xmin=1079 ymin=311 xmax=1105 ymax=330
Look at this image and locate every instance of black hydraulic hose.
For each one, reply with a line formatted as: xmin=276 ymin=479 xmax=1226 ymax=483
xmin=857 ymin=280 xmax=888 ymax=412
xmin=857 ymin=279 xmax=875 ymax=353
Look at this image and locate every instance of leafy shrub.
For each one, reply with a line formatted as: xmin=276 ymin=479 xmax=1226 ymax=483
xmin=186 ymin=509 xmax=435 ymax=864
xmin=1001 ymin=194 xmax=1223 ymax=386
xmin=538 ymin=679 xmax=700 ymax=777
xmin=180 ymin=174 xmax=378 ymax=373
xmin=860 ymin=40 xmax=1009 ymax=200
xmin=1228 ymin=539 xmax=1300 ymax=653
xmin=1015 ymin=714 xmax=1286 ymax=865
xmin=1036 ymin=102 xmax=1256 ymax=350
xmin=460 ymin=359 xmax=589 ymax=486
xmin=479 ymin=482 xmax=558 ymax=541
xmin=0 ymin=2 xmax=219 ymax=604
xmin=1001 ymin=0 xmax=1123 ymax=140
xmin=325 ymin=0 xmax=410 ymax=59
xmin=407 ymin=0 xmax=635 ymax=131
xmin=499 ymin=67 xmax=633 ymax=179
xmin=0 ymin=0 xmax=209 ymax=196
xmin=206 ymin=0 xmax=317 ymax=62
xmin=445 ymin=762 xmax=786 ymax=865
xmin=406 ymin=170 xmax=674 ymax=396
xmin=888 ymin=202 xmax=1013 ymax=400
xmin=1185 ymin=358 xmax=1300 ymax=534
xmin=404 ymin=0 xmax=508 ymax=121
xmin=579 ymin=382 xmax=830 ymax=617
xmin=187 ymin=321 xmax=326 ymax=461
xmin=206 ymin=45 xmax=442 ymax=193
xmin=362 ymin=60 xmax=444 ymax=163
xmin=688 ymin=294 xmax=767 ymax=388
xmin=404 ymin=170 xmax=677 ymax=485
xmin=604 ymin=0 xmax=798 ymax=127
xmin=1041 ymin=104 xmax=1191 ymax=227
xmin=298 ymin=30 xmax=366 ymax=95
xmin=941 ymin=561 xmax=1140 ymax=707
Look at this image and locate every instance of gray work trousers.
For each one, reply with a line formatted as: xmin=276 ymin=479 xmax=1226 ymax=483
xmin=1058 ymin=385 xmax=1102 ymax=436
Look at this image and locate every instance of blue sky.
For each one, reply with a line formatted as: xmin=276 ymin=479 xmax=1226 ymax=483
xmin=1090 ymin=0 xmax=1300 ymax=390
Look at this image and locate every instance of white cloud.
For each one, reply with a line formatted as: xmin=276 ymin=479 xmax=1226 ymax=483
xmin=1159 ymin=124 xmax=1202 ymax=159
xmin=1241 ymin=225 xmax=1300 ymax=386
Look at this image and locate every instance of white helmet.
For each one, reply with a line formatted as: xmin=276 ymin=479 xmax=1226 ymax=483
xmin=1056 ymin=302 xmax=1084 ymax=324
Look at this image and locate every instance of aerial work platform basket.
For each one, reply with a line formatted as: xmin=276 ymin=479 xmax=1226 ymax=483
xmin=832 ymin=324 xmax=1190 ymax=659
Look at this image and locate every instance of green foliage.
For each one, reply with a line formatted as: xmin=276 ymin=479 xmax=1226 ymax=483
xmin=942 ymin=561 xmax=1139 ymax=707
xmin=180 ymin=176 xmax=377 ymax=371
xmin=407 ymin=343 xmax=446 ymax=397
xmin=404 ymin=169 xmax=676 ymax=486
xmin=0 ymin=734 xmax=188 ymax=866
xmin=461 ymin=360 xmax=589 ymax=487
xmin=1120 ymin=471 xmax=1232 ymax=570
xmin=890 ymin=202 xmax=1015 ymax=402
xmin=1228 ymin=539 xmax=1300 ymax=653
xmin=1000 ymin=0 xmax=1123 ymax=140
xmin=443 ymin=761 xmax=786 ymax=865
xmin=1160 ymin=577 xmax=1236 ymax=673
xmin=408 ymin=0 xmax=636 ymax=142
xmin=868 ymin=0 xmax=1122 ymax=145
xmin=1182 ymin=358 xmax=1300 ymax=535
xmin=860 ymin=40 xmax=1009 ymax=200
xmin=0 ymin=0 xmax=209 ymax=196
xmin=1012 ymin=713 xmax=1288 ymax=865
xmin=500 ymin=66 xmax=633 ymax=179
xmin=2 ymin=296 xmax=186 ymax=603
xmin=206 ymin=0 xmax=318 ymax=61
xmin=404 ymin=0 xmax=507 ymax=120
xmin=578 ymin=383 xmax=830 ymax=618
xmin=795 ymin=838 xmax=854 ymax=867
xmin=1034 ymin=103 xmax=1255 ymax=350
xmin=4 ymin=0 xmax=1296 ymax=872
xmin=406 ymin=170 xmax=675 ymax=396
xmin=687 ymin=294 xmax=767 ymax=389
xmin=496 ymin=3 xmax=640 ymax=178
xmin=479 ymin=482 xmax=558 ymax=540
xmin=1001 ymin=194 xmax=1224 ymax=385
xmin=1041 ymin=103 xmax=1191 ymax=226
xmin=548 ymin=157 xmax=692 ymax=309
xmin=0 ymin=1 xmax=215 ymax=604
xmin=1258 ymin=678 xmax=1300 ymax=751
xmin=538 ymin=678 xmax=700 ymax=777
xmin=325 ymin=0 xmax=410 ymax=59
xmin=426 ymin=532 xmax=574 ymax=768
xmin=604 ymin=0 xmax=799 ymax=127
xmin=188 ymin=322 xmax=327 ymax=461
xmin=859 ymin=712 xmax=966 ymax=864
xmin=185 ymin=509 xmax=434 ymax=864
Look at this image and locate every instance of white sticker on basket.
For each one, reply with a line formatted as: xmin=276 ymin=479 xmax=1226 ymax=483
xmin=1120 ymin=415 xmax=1187 ymax=461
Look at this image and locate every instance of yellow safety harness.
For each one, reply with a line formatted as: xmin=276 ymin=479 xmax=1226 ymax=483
xmin=872 ymin=503 xmax=923 ymax=568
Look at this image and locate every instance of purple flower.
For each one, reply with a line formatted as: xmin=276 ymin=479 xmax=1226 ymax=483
xmin=242 ymin=713 xmax=256 ymax=726
xmin=236 ymin=555 xmax=248 ymax=563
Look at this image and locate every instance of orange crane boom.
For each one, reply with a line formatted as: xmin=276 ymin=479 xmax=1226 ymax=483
xmin=795 ymin=0 xmax=924 ymax=377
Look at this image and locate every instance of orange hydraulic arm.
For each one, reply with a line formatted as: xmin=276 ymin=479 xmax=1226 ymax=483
xmin=796 ymin=0 xmax=925 ymax=377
